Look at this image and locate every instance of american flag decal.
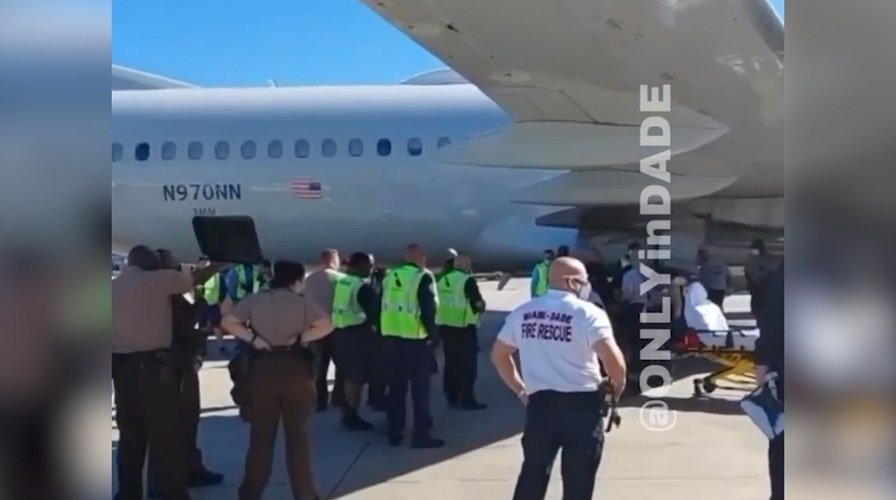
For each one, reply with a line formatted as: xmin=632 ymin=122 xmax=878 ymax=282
xmin=289 ymin=179 xmax=322 ymax=199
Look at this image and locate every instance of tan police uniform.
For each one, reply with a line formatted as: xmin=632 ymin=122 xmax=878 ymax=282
xmin=229 ymin=288 xmax=327 ymax=500
xmin=304 ymin=268 xmax=345 ymax=409
xmin=112 ymin=267 xmax=193 ymax=500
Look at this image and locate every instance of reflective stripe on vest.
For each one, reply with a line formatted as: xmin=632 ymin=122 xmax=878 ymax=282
xmin=436 ymin=270 xmax=477 ymax=327
xmin=380 ymin=264 xmax=428 ymax=339
xmin=533 ymin=262 xmax=549 ymax=296
xmin=235 ymin=265 xmax=260 ymax=299
xmin=202 ymin=274 xmax=221 ymax=304
xmin=332 ymin=274 xmax=366 ymax=329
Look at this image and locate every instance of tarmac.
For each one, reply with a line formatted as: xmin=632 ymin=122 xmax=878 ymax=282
xmin=111 ymin=278 xmax=769 ymax=499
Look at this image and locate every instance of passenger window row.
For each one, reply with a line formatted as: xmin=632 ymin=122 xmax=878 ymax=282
xmin=112 ymin=136 xmax=453 ymax=162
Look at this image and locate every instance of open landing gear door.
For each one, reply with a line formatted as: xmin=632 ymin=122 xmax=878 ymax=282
xmin=192 ymin=216 xmax=262 ymax=264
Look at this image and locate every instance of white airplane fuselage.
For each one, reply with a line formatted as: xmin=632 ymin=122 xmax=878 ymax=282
xmin=112 ymin=81 xmax=782 ymax=270
xmin=112 ymin=84 xmax=578 ymax=269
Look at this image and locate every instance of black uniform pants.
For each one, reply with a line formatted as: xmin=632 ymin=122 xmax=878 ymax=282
xmin=384 ymin=338 xmax=434 ymax=437
xmin=113 ymin=354 xmax=190 ymax=500
xmin=619 ymin=303 xmax=647 ymax=375
xmin=312 ymin=335 xmax=345 ymax=408
xmin=441 ymin=325 xmax=478 ymax=403
xmin=367 ymin=335 xmax=387 ymax=407
xmin=147 ymin=366 xmax=206 ymax=490
xmin=512 ymin=391 xmax=605 ymax=500
xmin=707 ymin=288 xmax=726 ymax=308
xmin=769 ymin=431 xmax=784 ymax=500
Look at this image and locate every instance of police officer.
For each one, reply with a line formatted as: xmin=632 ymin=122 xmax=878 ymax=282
xmin=381 ymin=243 xmax=445 ymax=448
xmin=436 ymin=254 xmax=487 ymax=410
xmin=220 ymin=260 xmax=334 ymax=500
xmin=696 ymin=246 xmax=732 ymax=308
xmin=755 ymin=262 xmax=784 ymax=500
xmin=332 ymin=252 xmax=380 ymax=431
xmin=491 ymin=257 xmax=627 ymax=500
xmin=366 ymin=258 xmax=388 ymax=410
xmin=304 ymin=249 xmax=347 ymax=411
xmin=745 ymin=239 xmax=779 ymax=317
xmin=530 ymin=249 xmax=554 ymax=298
xmin=112 ymin=245 xmax=201 ymax=500
xmin=146 ymin=250 xmax=224 ymax=498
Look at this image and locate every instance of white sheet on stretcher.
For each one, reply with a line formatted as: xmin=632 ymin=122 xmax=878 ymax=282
xmin=684 ymin=282 xmax=760 ymax=351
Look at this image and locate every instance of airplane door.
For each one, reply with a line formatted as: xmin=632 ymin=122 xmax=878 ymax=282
xmin=192 ymin=216 xmax=262 ymax=264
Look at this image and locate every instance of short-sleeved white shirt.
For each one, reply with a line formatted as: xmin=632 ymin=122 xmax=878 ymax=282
xmin=497 ymin=290 xmax=613 ymax=395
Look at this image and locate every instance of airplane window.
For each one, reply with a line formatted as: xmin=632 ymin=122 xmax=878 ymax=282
xmin=241 ymin=140 xmax=257 ymax=160
xmin=407 ymin=137 xmax=423 ymax=157
xmin=321 ymin=138 xmax=337 ymax=158
xmin=437 ymin=136 xmax=452 ymax=149
xmin=188 ymin=141 xmax=203 ymax=160
xmin=377 ymin=138 xmax=391 ymax=156
xmin=161 ymin=141 xmax=177 ymax=161
xmin=135 ymin=142 xmax=150 ymax=161
xmin=112 ymin=143 xmax=123 ymax=162
xmin=215 ymin=141 xmax=230 ymax=160
xmin=268 ymin=140 xmax=283 ymax=159
xmin=348 ymin=138 xmax=363 ymax=157
xmin=294 ymin=139 xmax=310 ymax=158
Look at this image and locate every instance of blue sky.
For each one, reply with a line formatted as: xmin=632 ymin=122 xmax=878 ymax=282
xmin=113 ymin=0 xmax=784 ymax=86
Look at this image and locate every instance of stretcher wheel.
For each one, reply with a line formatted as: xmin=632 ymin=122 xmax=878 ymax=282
xmin=702 ymin=379 xmax=718 ymax=393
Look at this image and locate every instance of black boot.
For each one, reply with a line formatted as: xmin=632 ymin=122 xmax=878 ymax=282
xmin=341 ymin=408 xmax=374 ymax=432
xmin=410 ymin=433 xmax=446 ymax=449
xmin=458 ymin=398 xmax=488 ymax=411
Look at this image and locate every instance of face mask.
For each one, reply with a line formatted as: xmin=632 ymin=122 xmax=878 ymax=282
xmin=569 ymin=278 xmax=591 ymax=301
xmin=578 ymin=281 xmax=593 ymax=301
xmin=750 ymin=249 xmax=761 ymax=256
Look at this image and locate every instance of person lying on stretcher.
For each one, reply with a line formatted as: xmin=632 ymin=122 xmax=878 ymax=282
xmin=676 ymin=280 xmax=761 ymax=351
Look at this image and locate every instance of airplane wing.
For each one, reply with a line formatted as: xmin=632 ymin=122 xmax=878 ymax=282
xmin=112 ymin=65 xmax=199 ymax=91
xmin=362 ymin=0 xmax=783 ymax=178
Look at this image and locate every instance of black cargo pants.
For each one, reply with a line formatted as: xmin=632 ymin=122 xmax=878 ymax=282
xmin=112 ymin=352 xmax=190 ymax=500
xmin=512 ymin=390 xmax=604 ymax=500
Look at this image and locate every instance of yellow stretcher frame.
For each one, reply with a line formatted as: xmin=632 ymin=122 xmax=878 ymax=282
xmin=674 ymin=329 xmax=758 ymax=397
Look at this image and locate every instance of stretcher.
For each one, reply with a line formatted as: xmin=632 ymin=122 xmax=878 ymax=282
xmin=672 ymin=327 xmax=761 ymax=397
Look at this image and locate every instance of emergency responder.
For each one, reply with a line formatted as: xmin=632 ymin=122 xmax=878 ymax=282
xmin=530 ymin=249 xmax=554 ymax=298
xmin=436 ymin=254 xmax=487 ymax=410
xmin=220 ymin=260 xmax=334 ymax=500
xmin=304 ymin=249 xmax=346 ymax=411
xmin=618 ymin=242 xmax=647 ymax=391
xmin=745 ymin=239 xmax=779 ymax=317
xmin=225 ymin=262 xmax=261 ymax=304
xmin=696 ymin=246 xmax=732 ymax=308
xmin=556 ymin=245 xmax=570 ymax=257
xmin=755 ymin=261 xmax=784 ymax=500
xmin=437 ymin=248 xmax=458 ymax=280
xmin=381 ymin=243 xmax=445 ymax=448
xmin=491 ymin=257 xmax=627 ymax=500
xmin=112 ymin=245 xmax=204 ymax=500
xmin=584 ymin=250 xmax=614 ymax=308
xmin=332 ymin=252 xmax=380 ymax=431
xmin=257 ymin=259 xmax=272 ymax=290
xmin=145 ymin=250 xmax=224 ymax=498
xmin=196 ymin=256 xmax=230 ymax=354
xmin=366 ymin=258 xmax=388 ymax=410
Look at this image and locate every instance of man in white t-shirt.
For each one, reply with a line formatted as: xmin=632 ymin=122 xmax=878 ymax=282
xmin=491 ymin=257 xmax=627 ymax=500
